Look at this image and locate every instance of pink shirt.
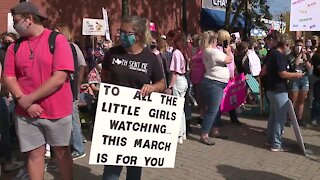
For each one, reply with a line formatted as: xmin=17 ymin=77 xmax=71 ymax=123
xmin=170 ymin=49 xmax=186 ymax=74
xmin=4 ymin=29 xmax=74 ymax=119
xmin=190 ymin=50 xmax=205 ymax=84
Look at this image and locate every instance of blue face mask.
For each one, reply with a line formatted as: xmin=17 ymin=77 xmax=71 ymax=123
xmin=120 ymin=32 xmax=136 ymax=48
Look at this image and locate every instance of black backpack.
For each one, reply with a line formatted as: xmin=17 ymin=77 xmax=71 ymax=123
xmin=14 ymin=31 xmax=79 ymax=100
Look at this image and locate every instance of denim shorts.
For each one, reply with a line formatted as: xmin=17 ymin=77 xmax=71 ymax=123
xmin=290 ymin=75 xmax=309 ymax=91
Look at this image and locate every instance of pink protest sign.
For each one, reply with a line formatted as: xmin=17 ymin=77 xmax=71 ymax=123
xmin=220 ymin=73 xmax=246 ymax=112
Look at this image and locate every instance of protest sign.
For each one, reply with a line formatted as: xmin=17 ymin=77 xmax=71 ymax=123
xmin=82 ymin=18 xmax=106 ymax=36
xmin=220 ymin=73 xmax=246 ymax=112
xmin=102 ymin=7 xmax=111 ymax=40
xmin=290 ymin=0 xmax=320 ymax=31
xmin=89 ymin=84 xmax=184 ymax=168
xmin=7 ymin=13 xmax=17 ymax=34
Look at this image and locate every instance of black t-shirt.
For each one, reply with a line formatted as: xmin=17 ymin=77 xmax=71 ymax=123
xmin=102 ymin=46 xmax=163 ymax=89
xmin=234 ymin=54 xmax=250 ymax=75
xmin=312 ymin=54 xmax=320 ymax=77
xmin=266 ymin=49 xmax=289 ymax=92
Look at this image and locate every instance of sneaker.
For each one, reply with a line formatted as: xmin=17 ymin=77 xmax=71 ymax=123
xmin=298 ymin=121 xmax=307 ymax=128
xmin=45 ymin=161 xmax=59 ymax=172
xmin=82 ymin=134 xmax=87 ymax=143
xmin=4 ymin=160 xmax=24 ymax=171
xmin=14 ymin=166 xmax=29 ymax=180
xmin=285 ymin=120 xmax=292 ymax=127
xmin=178 ymin=137 xmax=183 ymax=144
xmin=182 ymin=134 xmax=187 ymax=141
xmin=45 ymin=150 xmax=51 ymax=158
xmin=311 ymin=120 xmax=318 ymax=126
xmin=72 ymin=152 xmax=86 ymax=160
xmin=270 ymin=147 xmax=289 ymax=152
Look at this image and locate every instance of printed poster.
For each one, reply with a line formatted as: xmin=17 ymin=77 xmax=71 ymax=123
xmin=89 ymin=84 xmax=185 ymax=168
xmin=82 ymin=18 xmax=106 ymax=36
xmin=290 ymin=0 xmax=320 ymax=31
xmin=220 ymin=73 xmax=246 ymax=112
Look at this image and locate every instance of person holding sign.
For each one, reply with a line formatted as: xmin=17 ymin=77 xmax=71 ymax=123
xmin=264 ymin=31 xmax=303 ymax=152
xmin=199 ymin=31 xmax=232 ymax=145
xmin=100 ymin=15 xmax=165 ymax=180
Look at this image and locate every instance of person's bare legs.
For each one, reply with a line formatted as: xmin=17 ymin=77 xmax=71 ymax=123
xmin=296 ymin=90 xmax=308 ymax=120
xmin=53 ymin=146 xmax=73 ymax=180
xmin=27 ymin=145 xmax=45 ymax=180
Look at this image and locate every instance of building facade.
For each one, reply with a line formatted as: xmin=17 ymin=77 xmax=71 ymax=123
xmin=1 ymin=0 xmax=202 ymax=44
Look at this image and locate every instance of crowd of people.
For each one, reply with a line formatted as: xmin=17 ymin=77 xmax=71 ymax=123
xmin=1 ymin=1 xmax=320 ymax=180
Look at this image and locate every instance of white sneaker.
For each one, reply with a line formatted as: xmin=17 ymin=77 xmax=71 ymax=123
xmin=14 ymin=166 xmax=29 ymax=180
xmin=4 ymin=160 xmax=24 ymax=171
xmin=183 ymin=134 xmax=187 ymax=140
xmin=311 ymin=120 xmax=318 ymax=126
xmin=178 ymin=137 xmax=183 ymax=144
xmin=45 ymin=144 xmax=51 ymax=158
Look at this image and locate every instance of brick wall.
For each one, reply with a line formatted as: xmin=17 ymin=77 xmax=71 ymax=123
xmin=0 ymin=0 xmax=20 ymax=33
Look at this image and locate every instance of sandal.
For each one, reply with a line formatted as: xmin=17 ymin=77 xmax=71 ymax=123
xmin=199 ymin=137 xmax=215 ymax=146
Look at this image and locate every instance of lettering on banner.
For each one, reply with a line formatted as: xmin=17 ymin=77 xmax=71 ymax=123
xmin=104 ymin=85 xmax=120 ymax=96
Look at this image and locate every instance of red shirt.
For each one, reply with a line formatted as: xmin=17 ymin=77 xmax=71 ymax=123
xmin=4 ymin=29 xmax=74 ymax=119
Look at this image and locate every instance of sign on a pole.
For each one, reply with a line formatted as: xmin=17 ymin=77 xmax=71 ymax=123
xmin=290 ymin=0 xmax=320 ymax=31
xmin=7 ymin=13 xmax=17 ymax=34
xmin=89 ymin=84 xmax=184 ymax=168
xmin=102 ymin=8 xmax=111 ymax=40
xmin=82 ymin=18 xmax=106 ymax=36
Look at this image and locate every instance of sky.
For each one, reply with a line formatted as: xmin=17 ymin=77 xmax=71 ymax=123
xmin=269 ymin=0 xmax=291 ymax=17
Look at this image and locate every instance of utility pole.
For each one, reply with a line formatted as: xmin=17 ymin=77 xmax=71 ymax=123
xmin=244 ymin=0 xmax=249 ymax=40
xmin=182 ymin=0 xmax=187 ymax=33
xmin=122 ymin=0 xmax=129 ymax=17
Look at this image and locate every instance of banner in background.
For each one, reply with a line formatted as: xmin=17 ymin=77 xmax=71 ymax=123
xmin=89 ymin=84 xmax=184 ymax=168
xmin=290 ymin=0 xmax=320 ymax=31
xmin=220 ymin=73 xmax=246 ymax=112
xmin=7 ymin=13 xmax=17 ymax=34
xmin=82 ymin=18 xmax=106 ymax=36
xmin=102 ymin=8 xmax=111 ymax=40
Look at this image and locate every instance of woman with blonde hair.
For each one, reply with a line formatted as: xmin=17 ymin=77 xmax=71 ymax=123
xmin=199 ymin=31 xmax=232 ymax=145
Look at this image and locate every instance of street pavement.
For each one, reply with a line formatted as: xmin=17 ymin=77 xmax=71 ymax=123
xmin=2 ymin=113 xmax=320 ymax=180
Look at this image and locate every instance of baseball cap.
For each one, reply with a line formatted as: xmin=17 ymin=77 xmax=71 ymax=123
xmin=11 ymin=2 xmax=48 ymax=21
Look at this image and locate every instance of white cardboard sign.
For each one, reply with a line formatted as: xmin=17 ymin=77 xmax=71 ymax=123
xmin=290 ymin=0 xmax=320 ymax=31
xmin=89 ymin=83 xmax=184 ymax=168
xmin=82 ymin=18 xmax=106 ymax=36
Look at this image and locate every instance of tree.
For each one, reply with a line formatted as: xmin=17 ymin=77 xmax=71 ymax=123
xmin=122 ymin=0 xmax=129 ymax=17
xmin=225 ymin=0 xmax=272 ymax=32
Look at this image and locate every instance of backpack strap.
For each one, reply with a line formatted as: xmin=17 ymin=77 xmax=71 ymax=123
xmin=14 ymin=38 xmax=24 ymax=54
xmin=48 ymin=31 xmax=59 ymax=54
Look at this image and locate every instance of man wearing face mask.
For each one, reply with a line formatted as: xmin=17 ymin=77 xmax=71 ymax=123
xmin=3 ymin=2 xmax=74 ymax=179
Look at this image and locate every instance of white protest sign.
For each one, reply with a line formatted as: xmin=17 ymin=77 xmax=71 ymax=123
xmin=89 ymin=83 xmax=184 ymax=168
xmin=82 ymin=18 xmax=106 ymax=36
xmin=7 ymin=13 xmax=17 ymax=34
xmin=290 ymin=0 xmax=320 ymax=31
xmin=102 ymin=7 xmax=111 ymax=40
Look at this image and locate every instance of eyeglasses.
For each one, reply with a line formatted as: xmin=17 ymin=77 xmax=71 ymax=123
xmin=13 ymin=18 xmax=25 ymax=26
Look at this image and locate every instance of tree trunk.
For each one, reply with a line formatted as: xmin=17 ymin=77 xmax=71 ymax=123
xmin=229 ymin=0 xmax=246 ymax=32
xmin=122 ymin=0 xmax=129 ymax=17
xmin=225 ymin=0 xmax=232 ymax=30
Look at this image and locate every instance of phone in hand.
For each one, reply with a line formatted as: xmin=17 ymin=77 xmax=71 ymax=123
xmin=223 ymin=40 xmax=229 ymax=48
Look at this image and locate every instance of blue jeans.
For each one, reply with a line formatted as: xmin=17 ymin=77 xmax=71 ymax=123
xmin=72 ymin=100 xmax=85 ymax=154
xmin=172 ymin=75 xmax=188 ymax=137
xmin=0 ymin=97 xmax=12 ymax=161
xmin=102 ymin=165 xmax=142 ymax=180
xmin=201 ymin=78 xmax=227 ymax=134
xmin=266 ymin=91 xmax=289 ymax=148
